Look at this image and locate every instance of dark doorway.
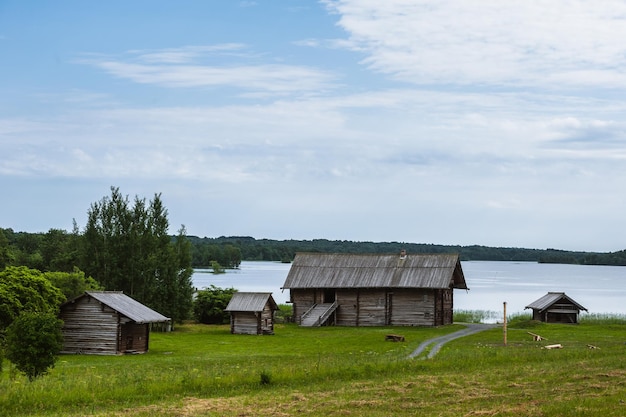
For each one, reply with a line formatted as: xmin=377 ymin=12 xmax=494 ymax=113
xmin=324 ymin=290 xmax=336 ymax=303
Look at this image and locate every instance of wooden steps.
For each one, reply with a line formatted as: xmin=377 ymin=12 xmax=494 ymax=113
xmin=300 ymin=303 xmax=338 ymax=327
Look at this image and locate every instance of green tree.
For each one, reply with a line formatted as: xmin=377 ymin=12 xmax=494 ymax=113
xmin=13 ymin=232 xmax=44 ymax=270
xmin=210 ymin=260 xmax=225 ymax=274
xmin=40 ymin=226 xmax=81 ymax=272
xmin=80 ymin=187 xmax=194 ymax=322
xmin=0 ymin=266 xmax=65 ymax=331
xmin=44 ymin=268 xmax=103 ymax=301
xmin=222 ymin=244 xmax=242 ymax=268
xmin=193 ymin=285 xmax=237 ymax=324
xmin=169 ymin=226 xmax=194 ymax=323
xmin=5 ymin=311 xmax=64 ymax=381
xmin=0 ymin=228 xmax=13 ymax=269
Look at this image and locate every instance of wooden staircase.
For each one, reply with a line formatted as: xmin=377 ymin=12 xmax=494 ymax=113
xmin=300 ymin=302 xmax=338 ymax=327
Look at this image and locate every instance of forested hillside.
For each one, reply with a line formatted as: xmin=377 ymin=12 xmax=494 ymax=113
xmin=3 ymin=228 xmax=626 ymax=269
xmin=186 ymin=236 xmax=626 ymax=267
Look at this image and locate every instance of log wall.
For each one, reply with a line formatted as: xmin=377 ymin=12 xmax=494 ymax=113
xmin=60 ymin=296 xmax=120 ymax=355
xmin=389 ymin=289 xmax=436 ymax=326
xmin=336 ymin=290 xmax=358 ymax=325
xmin=230 ymin=304 xmax=276 ymax=335
xmin=260 ymin=304 xmax=274 ymax=332
xmin=356 ymin=289 xmax=387 ymax=326
xmin=120 ymin=323 xmax=149 ymax=352
xmin=291 ymin=289 xmax=316 ymax=325
xmin=231 ymin=312 xmax=260 ymax=334
xmin=292 ymin=287 xmax=452 ymax=327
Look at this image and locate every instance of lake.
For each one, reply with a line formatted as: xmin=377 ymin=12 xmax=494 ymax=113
xmin=192 ymin=260 xmax=626 ymax=316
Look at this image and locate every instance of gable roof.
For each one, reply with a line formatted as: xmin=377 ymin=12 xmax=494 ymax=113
xmin=525 ymin=292 xmax=587 ymax=312
xmin=281 ymin=252 xmax=468 ymax=290
xmin=225 ymin=292 xmax=278 ymax=312
xmin=64 ymin=291 xmax=170 ymax=323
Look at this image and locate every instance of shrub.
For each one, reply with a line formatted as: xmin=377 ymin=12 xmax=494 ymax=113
xmin=260 ymin=370 xmax=272 ymax=385
xmin=193 ymin=285 xmax=237 ymax=324
xmin=580 ymin=313 xmax=626 ymax=325
xmin=454 ymin=309 xmax=499 ymax=323
xmin=5 ymin=311 xmax=64 ymax=381
xmin=0 ymin=266 xmax=65 ymax=330
xmin=275 ymin=304 xmax=293 ymax=323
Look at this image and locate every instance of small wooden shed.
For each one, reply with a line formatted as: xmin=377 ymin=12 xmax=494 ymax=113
xmin=525 ymin=292 xmax=587 ymax=324
xmin=60 ymin=291 xmax=170 ymax=355
xmin=224 ymin=292 xmax=278 ymax=335
xmin=282 ymin=251 xmax=468 ymax=327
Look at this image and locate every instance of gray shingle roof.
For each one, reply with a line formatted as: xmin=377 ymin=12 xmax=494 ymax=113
xmin=225 ymin=292 xmax=278 ymax=312
xmin=525 ymin=292 xmax=587 ymax=312
xmin=84 ymin=291 xmax=170 ymax=323
xmin=281 ymin=252 xmax=468 ymax=290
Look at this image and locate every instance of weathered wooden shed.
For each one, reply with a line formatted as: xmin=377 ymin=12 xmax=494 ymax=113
xmin=59 ymin=291 xmax=170 ymax=355
xmin=224 ymin=292 xmax=278 ymax=335
xmin=281 ymin=252 xmax=468 ymax=327
xmin=525 ymin=292 xmax=587 ymax=324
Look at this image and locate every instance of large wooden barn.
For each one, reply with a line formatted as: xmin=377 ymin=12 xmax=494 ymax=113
xmin=281 ymin=252 xmax=468 ymax=327
xmin=525 ymin=292 xmax=587 ymax=324
xmin=224 ymin=292 xmax=278 ymax=335
xmin=59 ymin=291 xmax=170 ymax=355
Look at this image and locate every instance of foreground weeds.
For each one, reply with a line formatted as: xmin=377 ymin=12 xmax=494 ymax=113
xmin=1 ymin=321 xmax=625 ymax=416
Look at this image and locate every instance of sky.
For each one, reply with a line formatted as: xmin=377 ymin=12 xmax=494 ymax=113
xmin=1 ymin=1 xmax=626 ymax=253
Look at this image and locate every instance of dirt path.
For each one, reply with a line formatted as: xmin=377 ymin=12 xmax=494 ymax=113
xmin=408 ymin=323 xmax=499 ymax=359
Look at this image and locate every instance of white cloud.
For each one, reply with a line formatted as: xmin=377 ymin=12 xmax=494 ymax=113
xmin=78 ymin=45 xmax=336 ymax=96
xmin=132 ymin=44 xmax=247 ymax=64
xmin=2 ymin=87 xmax=625 ymax=187
xmin=322 ymin=0 xmax=626 ymax=89
xmin=96 ymin=61 xmax=334 ymax=92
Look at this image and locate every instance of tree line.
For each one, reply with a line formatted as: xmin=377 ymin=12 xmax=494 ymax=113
xmin=4 ymin=227 xmax=626 ymax=275
xmin=186 ymin=236 xmax=626 ymax=266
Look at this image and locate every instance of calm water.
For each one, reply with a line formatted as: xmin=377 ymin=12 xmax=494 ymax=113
xmin=192 ymin=260 xmax=626 ymax=316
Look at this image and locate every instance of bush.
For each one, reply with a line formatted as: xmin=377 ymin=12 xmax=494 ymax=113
xmin=260 ymin=370 xmax=272 ymax=385
xmin=275 ymin=304 xmax=293 ymax=323
xmin=453 ymin=309 xmax=499 ymax=323
xmin=0 ymin=266 xmax=65 ymax=330
xmin=5 ymin=312 xmax=64 ymax=381
xmin=193 ymin=285 xmax=237 ymax=324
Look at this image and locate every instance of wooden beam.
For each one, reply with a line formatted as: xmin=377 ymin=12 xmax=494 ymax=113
xmin=527 ymin=332 xmax=548 ymax=341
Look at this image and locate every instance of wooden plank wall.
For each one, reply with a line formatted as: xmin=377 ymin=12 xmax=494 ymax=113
xmin=60 ymin=296 xmax=119 ymax=355
xmin=390 ymin=289 xmax=436 ymax=326
xmin=291 ymin=289 xmax=316 ymax=325
xmin=442 ymin=288 xmax=453 ymax=325
xmin=120 ymin=323 xmax=149 ymax=352
xmin=336 ymin=290 xmax=358 ymax=325
xmin=292 ymin=288 xmax=451 ymax=327
xmin=261 ymin=304 xmax=274 ymax=332
xmin=231 ymin=312 xmax=260 ymax=334
xmin=352 ymin=289 xmax=386 ymax=326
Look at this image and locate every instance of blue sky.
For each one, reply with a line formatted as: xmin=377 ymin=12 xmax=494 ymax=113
xmin=2 ymin=1 xmax=626 ymax=252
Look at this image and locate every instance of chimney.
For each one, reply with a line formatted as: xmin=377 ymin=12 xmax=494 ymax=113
xmin=400 ymin=249 xmax=407 ymax=259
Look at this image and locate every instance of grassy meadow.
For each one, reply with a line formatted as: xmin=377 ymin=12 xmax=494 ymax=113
xmin=1 ymin=314 xmax=625 ymax=416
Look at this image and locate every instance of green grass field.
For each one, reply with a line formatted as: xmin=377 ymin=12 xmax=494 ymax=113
xmin=1 ymin=315 xmax=625 ymax=416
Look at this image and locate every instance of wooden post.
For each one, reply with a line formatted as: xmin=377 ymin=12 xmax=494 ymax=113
xmin=503 ymin=302 xmax=508 ymax=347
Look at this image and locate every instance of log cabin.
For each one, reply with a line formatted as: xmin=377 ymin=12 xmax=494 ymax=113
xmin=224 ymin=292 xmax=278 ymax=335
xmin=281 ymin=251 xmax=468 ymax=327
xmin=525 ymin=292 xmax=587 ymax=324
xmin=59 ymin=291 xmax=170 ymax=355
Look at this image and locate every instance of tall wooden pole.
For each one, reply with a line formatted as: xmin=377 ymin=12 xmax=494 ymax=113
xmin=503 ymin=301 xmax=508 ymax=347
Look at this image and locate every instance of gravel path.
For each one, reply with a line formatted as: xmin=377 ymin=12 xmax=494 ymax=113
xmin=408 ymin=323 xmax=499 ymax=359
